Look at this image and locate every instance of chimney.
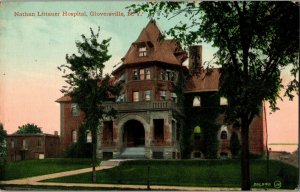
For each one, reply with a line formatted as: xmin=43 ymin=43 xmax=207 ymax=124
xmin=189 ymin=45 xmax=202 ymax=74
xmin=54 ymin=131 xmax=58 ymax=136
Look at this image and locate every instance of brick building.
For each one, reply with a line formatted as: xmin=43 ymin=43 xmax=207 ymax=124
xmin=6 ymin=133 xmax=60 ymax=161
xmin=56 ymin=20 xmax=266 ymax=159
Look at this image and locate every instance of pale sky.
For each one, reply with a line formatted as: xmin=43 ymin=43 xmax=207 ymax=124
xmin=0 ymin=1 xmax=298 ymax=152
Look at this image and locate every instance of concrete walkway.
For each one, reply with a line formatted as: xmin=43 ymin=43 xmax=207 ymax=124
xmin=0 ymin=160 xmax=241 ymax=191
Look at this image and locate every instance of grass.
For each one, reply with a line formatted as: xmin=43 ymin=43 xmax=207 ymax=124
xmin=44 ymin=159 xmax=298 ymax=189
xmin=0 ymin=184 xmax=136 ymax=191
xmin=2 ymin=158 xmax=98 ymax=181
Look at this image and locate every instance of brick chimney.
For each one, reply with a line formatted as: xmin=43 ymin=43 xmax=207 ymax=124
xmin=189 ymin=45 xmax=202 ymax=74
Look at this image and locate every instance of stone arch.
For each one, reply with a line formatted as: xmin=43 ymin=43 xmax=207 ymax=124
xmin=117 ymin=114 xmax=149 ymax=146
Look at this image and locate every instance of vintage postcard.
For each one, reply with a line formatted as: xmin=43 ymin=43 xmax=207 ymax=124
xmin=0 ymin=1 xmax=298 ymax=190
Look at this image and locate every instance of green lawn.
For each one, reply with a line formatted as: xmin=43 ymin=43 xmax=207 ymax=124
xmin=2 ymin=158 xmax=96 ymax=181
xmin=44 ymin=160 xmax=298 ymax=189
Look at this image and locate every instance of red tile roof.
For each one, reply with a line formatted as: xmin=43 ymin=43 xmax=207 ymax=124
xmin=185 ymin=68 xmax=220 ymax=92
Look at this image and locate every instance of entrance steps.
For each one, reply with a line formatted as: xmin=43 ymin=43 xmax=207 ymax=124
xmin=119 ymin=147 xmax=145 ymax=159
xmin=100 ymin=159 xmax=127 ymax=167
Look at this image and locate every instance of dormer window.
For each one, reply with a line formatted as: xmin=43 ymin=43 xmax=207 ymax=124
xmin=139 ymin=46 xmax=147 ymax=56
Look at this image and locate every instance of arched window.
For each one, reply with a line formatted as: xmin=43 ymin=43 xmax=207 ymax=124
xmin=193 ymin=96 xmax=201 ymax=107
xmin=221 ymin=130 xmax=228 ymax=140
xmin=72 ymin=130 xmax=77 ymax=143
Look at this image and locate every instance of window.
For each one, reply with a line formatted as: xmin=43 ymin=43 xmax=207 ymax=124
xmin=193 ymin=96 xmax=201 ymax=107
xmin=11 ymin=139 xmax=14 ymax=149
xmin=22 ymin=139 xmax=27 ymax=148
xmin=116 ymin=94 xmax=125 ymax=102
xmin=171 ymin=92 xmax=177 ymax=103
xmin=86 ymin=130 xmax=92 ymax=143
xmin=133 ymin=91 xmax=139 ymax=102
xmin=160 ymin=91 xmax=167 ymax=100
xmin=72 ymin=130 xmax=77 ymax=143
xmin=139 ymin=69 xmax=145 ymax=80
xmin=220 ymin=97 xmax=228 ymax=106
xmin=139 ymin=46 xmax=147 ymax=56
xmin=166 ymin=70 xmax=176 ymax=81
xmin=37 ymin=139 xmax=41 ymax=147
xmin=133 ymin=69 xmax=139 ymax=80
xmin=221 ymin=131 xmax=228 ymax=140
xmin=160 ymin=70 xmax=166 ymax=80
xmin=71 ymin=103 xmax=80 ymax=116
xmin=145 ymin=68 xmax=151 ymax=80
xmin=144 ymin=90 xmax=151 ymax=101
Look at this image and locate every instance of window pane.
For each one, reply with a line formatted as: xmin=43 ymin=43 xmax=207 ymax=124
xmin=140 ymin=69 xmax=144 ymax=80
xmin=193 ymin=96 xmax=201 ymax=107
xmin=72 ymin=130 xmax=77 ymax=143
xmin=146 ymin=68 xmax=151 ymax=80
xmin=160 ymin=91 xmax=166 ymax=100
xmin=139 ymin=46 xmax=147 ymax=56
xmin=220 ymin=97 xmax=228 ymax=106
xmin=133 ymin=91 xmax=139 ymax=102
xmin=145 ymin=90 xmax=151 ymax=101
xmin=71 ymin=103 xmax=80 ymax=116
xmin=133 ymin=69 xmax=139 ymax=80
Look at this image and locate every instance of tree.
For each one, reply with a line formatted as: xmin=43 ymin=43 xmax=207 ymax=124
xmin=0 ymin=123 xmax=7 ymax=179
xmin=128 ymin=1 xmax=299 ymax=190
xmin=0 ymin=123 xmax=7 ymax=158
xmin=58 ymin=27 xmax=121 ymax=182
xmin=230 ymin=132 xmax=241 ymax=158
xmin=16 ymin=123 xmax=42 ymax=134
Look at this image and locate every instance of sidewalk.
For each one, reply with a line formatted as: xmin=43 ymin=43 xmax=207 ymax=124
xmin=0 ymin=161 xmax=241 ymax=191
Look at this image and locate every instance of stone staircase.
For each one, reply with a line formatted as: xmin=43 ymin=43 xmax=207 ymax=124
xmin=119 ymin=147 xmax=146 ymax=159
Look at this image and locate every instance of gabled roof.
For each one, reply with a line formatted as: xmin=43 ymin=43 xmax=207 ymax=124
xmin=120 ymin=20 xmax=187 ymax=67
xmin=185 ymin=69 xmax=220 ymax=93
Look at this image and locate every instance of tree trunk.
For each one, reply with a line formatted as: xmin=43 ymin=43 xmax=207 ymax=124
xmin=241 ymin=118 xmax=251 ymax=190
xmin=92 ymin=130 xmax=97 ymax=183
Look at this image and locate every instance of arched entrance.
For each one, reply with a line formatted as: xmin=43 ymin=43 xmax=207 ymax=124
xmin=123 ymin=120 xmax=145 ymax=147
